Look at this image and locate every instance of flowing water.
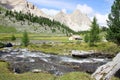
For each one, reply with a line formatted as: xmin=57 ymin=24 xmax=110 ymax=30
xmin=0 ymin=48 xmax=111 ymax=76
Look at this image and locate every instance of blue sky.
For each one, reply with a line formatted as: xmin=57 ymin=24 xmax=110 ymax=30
xmin=27 ymin=0 xmax=114 ymax=26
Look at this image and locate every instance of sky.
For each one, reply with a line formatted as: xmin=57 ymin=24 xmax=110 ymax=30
xmin=27 ymin=0 xmax=114 ymax=27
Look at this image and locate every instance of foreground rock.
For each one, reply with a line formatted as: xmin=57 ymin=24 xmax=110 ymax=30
xmin=92 ymin=53 xmax=120 ymax=80
xmin=71 ymin=50 xmax=114 ymax=58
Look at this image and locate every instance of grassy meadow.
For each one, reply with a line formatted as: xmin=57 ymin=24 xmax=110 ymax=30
xmin=0 ymin=33 xmax=120 ymax=55
xmin=0 ymin=61 xmax=119 ymax=80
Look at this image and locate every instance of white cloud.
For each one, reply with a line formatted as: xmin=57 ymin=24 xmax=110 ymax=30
xmin=27 ymin=0 xmax=75 ymax=10
xmin=76 ymin=4 xmax=108 ymax=27
xmin=41 ymin=8 xmax=60 ymax=16
xmin=61 ymin=9 xmax=67 ymax=14
xmin=95 ymin=13 xmax=108 ymax=27
xmin=76 ymin=4 xmax=93 ymax=14
xmin=41 ymin=8 xmax=67 ymax=16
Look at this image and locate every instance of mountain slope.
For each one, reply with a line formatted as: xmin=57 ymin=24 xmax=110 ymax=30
xmin=0 ymin=5 xmax=75 ymax=35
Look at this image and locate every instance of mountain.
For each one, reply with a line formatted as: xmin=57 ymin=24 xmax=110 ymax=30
xmin=0 ymin=0 xmax=91 ymax=32
xmin=54 ymin=11 xmax=69 ymax=26
xmin=0 ymin=0 xmax=48 ymax=18
xmin=54 ymin=10 xmax=91 ymax=32
xmin=0 ymin=5 xmax=75 ymax=35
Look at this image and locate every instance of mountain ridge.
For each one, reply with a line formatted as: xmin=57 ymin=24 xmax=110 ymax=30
xmin=0 ymin=0 xmax=91 ymax=32
xmin=54 ymin=9 xmax=91 ymax=31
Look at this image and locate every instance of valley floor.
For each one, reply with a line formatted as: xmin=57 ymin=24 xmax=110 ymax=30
xmin=0 ymin=33 xmax=120 ymax=55
xmin=0 ymin=33 xmax=120 ymax=80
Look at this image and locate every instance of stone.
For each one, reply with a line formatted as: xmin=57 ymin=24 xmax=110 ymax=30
xmin=71 ymin=50 xmax=114 ymax=58
xmin=92 ymin=53 xmax=120 ymax=80
xmin=71 ymin=50 xmax=93 ymax=58
xmin=32 ymin=69 xmax=42 ymax=73
xmin=5 ymin=43 xmax=13 ymax=47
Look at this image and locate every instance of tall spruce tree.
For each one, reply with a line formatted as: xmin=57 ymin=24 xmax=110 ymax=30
xmin=89 ymin=17 xmax=100 ymax=46
xmin=21 ymin=31 xmax=29 ymax=47
xmin=84 ymin=33 xmax=89 ymax=43
xmin=107 ymin=0 xmax=120 ymax=45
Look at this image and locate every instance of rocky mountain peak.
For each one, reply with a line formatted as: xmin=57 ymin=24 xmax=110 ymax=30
xmin=72 ymin=9 xmax=83 ymax=15
xmin=54 ymin=9 xmax=91 ymax=31
xmin=69 ymin=9 xmax=91 ymax=31
xmin=55 ymin=11 xmax=67 ymax=18
xmin=0 ymin=0 xmax=49 ymax=18
xmin=0 ymin=0 xmax=8 ymax=4
xmin=59 ymin=10 xmax=66 ymax=14
xmin=54 ymin=10 xmax=69 ymax=25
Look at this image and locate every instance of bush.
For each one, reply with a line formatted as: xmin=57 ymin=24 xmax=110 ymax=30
xmin=0 ymin=42 xmax=5 ymax=48
xmin=84 ymin=34 xmax=89 ymax=43
xmin=11 ymin=34 xmax=16 ymax=41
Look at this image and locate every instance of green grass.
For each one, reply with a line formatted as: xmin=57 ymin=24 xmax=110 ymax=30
xmin=0 ymin=25 xmax=16 ymax=33
xmin=0 ymin=61 xmax=54 ymax=80
xmin=56 ymin=72 xmax=94 ymax=80
xmin=0 ymin=33 xmax=120 ymax=55
xmin=0 ymin=33 xmax=70 ymax=42
xmin=0 ymin=61 xmax=119 ymax=80
xmin=27 ymin=42 xmax=120 ymax=55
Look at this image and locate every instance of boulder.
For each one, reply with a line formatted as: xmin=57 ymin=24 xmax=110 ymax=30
xmin=5 ymin=43 xmax=13 ymax=47
xmin=71 ymin=50 xmax=93 ymax=58
xmin=71 ymin=50 xmax=114 ymax=58
xmin=92 ymin=53 xmax=120 ymax=80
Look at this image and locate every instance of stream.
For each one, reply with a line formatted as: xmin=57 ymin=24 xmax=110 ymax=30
xmin=0 ymin=48 xmax=111 ymax=76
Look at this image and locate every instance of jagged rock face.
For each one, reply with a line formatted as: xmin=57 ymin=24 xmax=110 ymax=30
xmin=54 ymin=11 xmax=69 ymax=25
xmin=0 ymin=0 xmax=48 ymax=18
xmin=70 ymin=10 xmax=91 ymax=31
xmin=0 ymin=0 xmax=7 ymax=4
xmin=54 ymin=10 xmax=91 ymax=31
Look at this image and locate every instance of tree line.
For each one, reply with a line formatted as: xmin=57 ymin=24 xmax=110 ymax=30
xmin=5 ymin=10 xmax=76 ymax=35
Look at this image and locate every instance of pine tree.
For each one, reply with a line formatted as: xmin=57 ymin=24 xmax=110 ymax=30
xmin=107 ymin=0 xmax=120 ymax=45
xmin=84 ymin=34 xmax=89 ymax=43
xmin=89 ymin=17 xmax=100 ymax=46
xmin=21 ymin=31 xmax=29 ymax=47
xmin=5 ymin=10 xmax=9 ymax=16
xmin=11 ymin=34 xmax=16 ymax=41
